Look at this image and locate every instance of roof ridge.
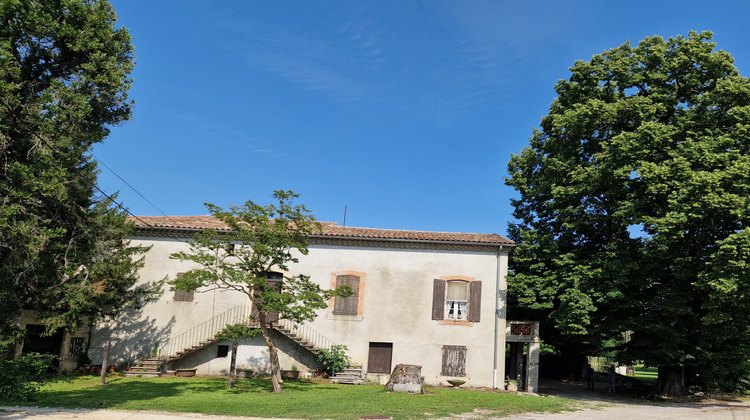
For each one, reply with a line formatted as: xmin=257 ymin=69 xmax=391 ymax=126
xmin=127 ymin=215 xmax=514 ymax=245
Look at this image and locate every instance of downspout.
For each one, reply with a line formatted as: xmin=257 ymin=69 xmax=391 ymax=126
xmin=493 ymin=246 xmax=502 ymax=389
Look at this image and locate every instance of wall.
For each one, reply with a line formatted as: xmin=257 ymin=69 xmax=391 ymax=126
xmin=89 ymin=234 xmax=509 ymax=387
xmin=294 ymin=243 xmax=508 ymax=387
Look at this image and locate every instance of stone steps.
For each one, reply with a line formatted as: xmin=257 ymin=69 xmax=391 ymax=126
xmin=331 ymin=367 xmax=365 ymax=385
xmin=124 ymin=357 xmax=164 ymax=378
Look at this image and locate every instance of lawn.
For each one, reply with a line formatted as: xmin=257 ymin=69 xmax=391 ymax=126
xmin=4 ymin=376 xmax=579 ymax=419
xmin=632 ymin=365 xmax=658 ymax=384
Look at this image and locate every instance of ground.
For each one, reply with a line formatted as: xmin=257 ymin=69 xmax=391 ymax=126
xmin=1 ymin=379 xmax=749 ymax=419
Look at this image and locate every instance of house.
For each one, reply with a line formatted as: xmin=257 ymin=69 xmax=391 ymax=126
xmin=84 ymin=216 xmax=539 ymax=391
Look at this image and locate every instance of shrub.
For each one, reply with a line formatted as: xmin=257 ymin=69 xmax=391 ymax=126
xmin=317 ymin=344 xmax=351 ymax=375
xmin=0 ymin=353 xmax=55 ymax=401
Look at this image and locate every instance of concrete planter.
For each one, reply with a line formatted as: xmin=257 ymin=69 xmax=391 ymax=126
xmin=176 ymin=369 xmax=197 ymax=377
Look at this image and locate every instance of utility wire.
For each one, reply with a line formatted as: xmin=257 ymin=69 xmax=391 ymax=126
xmin=29 ymin=134 xmax=154 ymax=227
xmin=90 ymin=153 xmax=168 ymax=217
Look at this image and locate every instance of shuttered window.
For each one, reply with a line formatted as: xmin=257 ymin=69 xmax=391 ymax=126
xmin=441 ymin=345 xmax=466 ymax=376
xmin=252 ymin=271 xmax=283 ymax=323
xmin=173 ymin=273 xmax=194 ymax=301
xmin=431 ymin=279 xmax=482 ymax=322
xmin=334 ymin=275 xmax=360 ymax=315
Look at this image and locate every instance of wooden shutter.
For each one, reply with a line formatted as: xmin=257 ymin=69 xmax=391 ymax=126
xmin=334 ymin=275 xmax=360 ymax=315
xmin=468 ymin=281 xmax=482 ymax=322
xmin=265 ymin=272 xmax=283 ymax=323
xmin=441 ymin=345 xmax=466 ymax=376
xmin=367 ymin=342 xmax=393 ymax=373
xmin=432 ymin=279 xmax=445 ymax=320
xmin=172 ymin=273 xmax=194 ymax=301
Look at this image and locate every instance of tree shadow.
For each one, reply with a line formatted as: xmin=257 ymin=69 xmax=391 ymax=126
xmin=89 ymin=307 xmax=176 ymax=368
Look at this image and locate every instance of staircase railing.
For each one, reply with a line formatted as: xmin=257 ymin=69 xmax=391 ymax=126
xmin=157 ymin=305 xmax=253 ymax=360
xmin=276 ymin=318 xmax=335 ymax=352
xmin=155 ymin=305 xmax=336 ymax=362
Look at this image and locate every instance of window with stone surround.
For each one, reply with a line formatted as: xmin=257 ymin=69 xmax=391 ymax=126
xmin=431 ymin=278 xmax=481 ymax=322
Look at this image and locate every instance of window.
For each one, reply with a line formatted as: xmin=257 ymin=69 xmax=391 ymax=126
xmin=252 ymin=271 xmax=283 ymax=323
xmin=441 ymin=345 xmax=466 ymax=376
xmin=173 ymin=273 xmax=194 ymax=301
xmin=69 ymin=337 xmax=85 ymax=356
xmin=445 ymin=281 xmax=468 ymax=320
xmin=333 ymin=275 xmax=360 ymax=315
xmin=367 ymin=342 xmax=393 ymax=373
xmin=431 ymin=279 xmax=482 ymax=322
xmin=216 ymin=345 xmax=229 ymax=358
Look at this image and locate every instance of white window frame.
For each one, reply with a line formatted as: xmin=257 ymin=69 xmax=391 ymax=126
xmin=445 ymin=280 xmax=469 ymax=320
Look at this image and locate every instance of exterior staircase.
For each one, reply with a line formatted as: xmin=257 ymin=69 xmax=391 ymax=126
xmin=132 ymin=305 xmax=336 ymax=376
xmin=124 ymin=358 xmax=163 ymax=377
xmin=331 ymin=367 xmax=365 ymax=384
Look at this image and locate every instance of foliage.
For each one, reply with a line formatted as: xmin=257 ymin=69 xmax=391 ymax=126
xmin=506 ymin=31 xmax=750 ymax=395
xmin=76 ymin=352 xmax=91 ymax=368
xmin=0 ymin=0 xmax=161 ymax=351
xmin=10 ymin=376 xmax=578 ymax=418
xmin=170 ymin=190 xmax=352 ymax=392
xmin=317 ymin=344 xmax=351 ymax=376
xmin=0 ymin=353 xmax=55 ymax=401
xmin=214 ymin=325 xmax=261 ymax=341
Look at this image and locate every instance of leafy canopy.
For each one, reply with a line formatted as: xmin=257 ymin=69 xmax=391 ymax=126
xmin=506 ymin=31 xmax=750 ymax=392
xmin=170 ymin=190 xmax=347 ymax=324
xmin=0 ymin=0 xmax=160 ymax=350
xmin=170 ymin=190 xmax=351 ymax=393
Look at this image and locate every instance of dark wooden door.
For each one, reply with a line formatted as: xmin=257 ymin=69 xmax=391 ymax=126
xmin=368 ymin=342 xmax=393 ymax=373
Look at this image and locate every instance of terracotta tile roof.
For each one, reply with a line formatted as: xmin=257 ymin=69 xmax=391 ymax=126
xmin=128 ymin=216 xmax=514 ymax=245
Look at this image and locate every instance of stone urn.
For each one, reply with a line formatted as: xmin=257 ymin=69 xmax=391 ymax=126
xmin=447 ymin=379 xmax=465 ymax=387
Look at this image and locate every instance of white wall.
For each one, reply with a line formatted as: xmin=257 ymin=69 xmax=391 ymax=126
xmin=91 ymin=235 xmax=509 ymax=387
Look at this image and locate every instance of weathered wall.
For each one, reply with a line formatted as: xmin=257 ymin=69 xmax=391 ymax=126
xmin=89 ymin=235 xmax=509 ymax=387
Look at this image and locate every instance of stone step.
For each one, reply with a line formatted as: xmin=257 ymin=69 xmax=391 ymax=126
xmin=124 ymin=371 xmax=160 ymax=378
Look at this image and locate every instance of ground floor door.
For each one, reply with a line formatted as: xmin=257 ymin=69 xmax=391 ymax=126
xmin=368 ymin=342 xmax=393 ymax=373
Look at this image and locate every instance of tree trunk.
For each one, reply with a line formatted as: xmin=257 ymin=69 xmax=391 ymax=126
xmin=228 ymin=341 xmax=238 ymax=388
xmin=99 ymin=341 xmax=110 ymax=385
xmin=259 ymin=312 xmax=283 ymax=393
xmin=656 ymin=366 xmax=687 ymax=397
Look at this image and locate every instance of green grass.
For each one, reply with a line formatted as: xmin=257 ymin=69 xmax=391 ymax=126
xmin=4 ymin=376 xmax=579 ymax=419
xmin=632 ymin=365 xmax=658 ymax=384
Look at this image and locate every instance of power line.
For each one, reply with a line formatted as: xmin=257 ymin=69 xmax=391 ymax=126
xmin=90 ymin=153 xmax=168 ymax=217
xmin=29 ymin=133 xmax=154 ymax=227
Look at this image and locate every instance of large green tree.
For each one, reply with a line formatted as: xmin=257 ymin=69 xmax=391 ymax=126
xmin=506 ymin=31 xmax=750 ymax=395
xmin=1 ymin=0 xmax=159 ymax=353
xmin=170 ymin=190 xmax=351 ymax=393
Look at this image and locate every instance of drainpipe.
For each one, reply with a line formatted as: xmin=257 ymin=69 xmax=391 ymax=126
xmin=492 ymin=247 xmax=502 ymax=389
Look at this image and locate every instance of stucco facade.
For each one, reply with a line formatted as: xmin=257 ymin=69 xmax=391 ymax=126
xmin=88 ymin=217 xmax=518 ymax=388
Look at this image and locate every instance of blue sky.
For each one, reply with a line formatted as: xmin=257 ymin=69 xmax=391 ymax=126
xmin=96 ymin=0 xmax=750 ymax=236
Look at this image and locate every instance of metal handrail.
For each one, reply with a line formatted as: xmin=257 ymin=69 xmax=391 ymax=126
xmin=156 ymin=306 xmax=335 ymax=361
xmin=157 ymin=305 xmax=252 ymax=360
xmin=276 ymin=318 xmax=335 ymax=351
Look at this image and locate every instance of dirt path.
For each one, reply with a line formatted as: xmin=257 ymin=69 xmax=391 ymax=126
xmin=0 ymin=407 xmax=281 ymax=420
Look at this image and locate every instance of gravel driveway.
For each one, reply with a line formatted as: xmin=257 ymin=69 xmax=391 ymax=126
xmin=2 ymin=379 xmax=749 ymax=419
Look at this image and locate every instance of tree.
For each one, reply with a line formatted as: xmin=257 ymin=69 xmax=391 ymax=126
xmin=506 ymin=31 xmax=750 ymax=395
xmin=170 ymin=190 xmax=351 ymax=393
xmin=0 ymin=0 xmax=160 ymax=354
